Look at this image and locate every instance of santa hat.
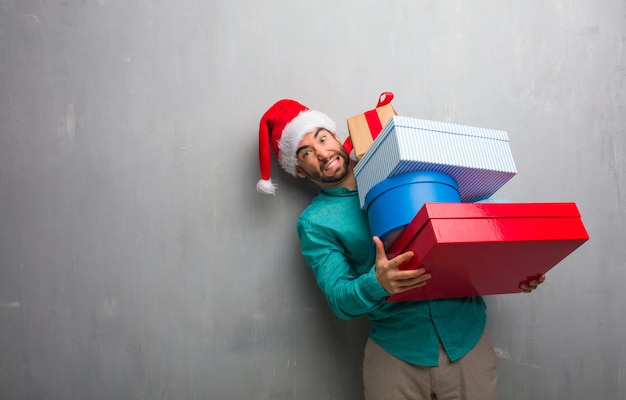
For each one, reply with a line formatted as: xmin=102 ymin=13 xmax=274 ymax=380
xmin=257 ymin=99 xmax=337 ymax=194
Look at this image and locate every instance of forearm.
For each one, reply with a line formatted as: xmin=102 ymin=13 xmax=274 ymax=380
xmin=297 ymin=218 xmax=389 ymax=319
xmin=314 ymin=264 xmax=389 ymax=320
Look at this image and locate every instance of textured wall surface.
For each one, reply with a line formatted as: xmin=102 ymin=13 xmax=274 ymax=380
xmin=0 ymin=1 xmax=624 ymax=399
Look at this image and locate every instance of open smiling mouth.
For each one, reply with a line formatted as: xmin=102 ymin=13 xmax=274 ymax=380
xmin=323 ymin=156 xmax=341 ymax=173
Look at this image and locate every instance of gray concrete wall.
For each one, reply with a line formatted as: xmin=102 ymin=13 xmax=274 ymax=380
xmin=0 ymin=1 xmax=624 ymax=399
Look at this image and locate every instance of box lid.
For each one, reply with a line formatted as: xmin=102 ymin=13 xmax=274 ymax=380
xmin=364 ymin=170 xmax=459 ymax=208
xmin=355 ymin=116 xmax=511 ymax=174
xmin=387 ymin=202 xmax=584 ymax=256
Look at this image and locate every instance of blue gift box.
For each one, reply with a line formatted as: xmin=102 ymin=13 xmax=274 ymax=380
xmin=364 ymin=171 xmax=460 ymax=247
xmin=354 ymin=116 xmax=517 ymax=208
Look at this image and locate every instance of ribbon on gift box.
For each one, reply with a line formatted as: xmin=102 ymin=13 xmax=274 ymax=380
xmin=365 ymin=92 xmax=394 ymax=138
xmin=345 ymin=92 xmax=397 ymax=159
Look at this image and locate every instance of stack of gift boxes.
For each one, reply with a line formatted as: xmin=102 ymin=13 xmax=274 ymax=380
xmin=347 ymin=93 xmax=589 ymax=302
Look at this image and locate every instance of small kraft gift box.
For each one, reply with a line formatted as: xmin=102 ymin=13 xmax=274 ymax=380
xmin=346 ymin=92 xmax=397 ymax=160
xmin=385 ymin=202 xmax=589 ymax=302
xmin=354 ymin=116 xmax=517 ymax=208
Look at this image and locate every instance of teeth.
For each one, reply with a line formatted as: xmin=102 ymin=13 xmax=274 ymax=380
xmin=325 ymin=158 xmax=337 ymax=171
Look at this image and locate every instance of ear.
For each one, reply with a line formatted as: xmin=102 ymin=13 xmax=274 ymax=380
xmin=295 ymin=166 xmax=306 ymax=178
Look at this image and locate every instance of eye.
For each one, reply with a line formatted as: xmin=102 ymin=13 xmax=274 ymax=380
xmin=300 ymin=149 xmax=312 ymax=159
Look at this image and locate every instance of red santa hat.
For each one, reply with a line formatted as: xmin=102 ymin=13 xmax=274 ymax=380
xmin=257 ymin=99 xmax=337 ymax=194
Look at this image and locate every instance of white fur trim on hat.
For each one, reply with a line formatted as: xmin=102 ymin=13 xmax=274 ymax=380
xmin=277 ymin=110 xmax=337 ymax=176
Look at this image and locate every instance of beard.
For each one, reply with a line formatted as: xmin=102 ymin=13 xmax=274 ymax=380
xmin=300 ymin=148 xmax=351 ymax=184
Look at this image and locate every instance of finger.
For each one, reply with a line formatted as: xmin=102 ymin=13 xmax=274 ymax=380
xmin=372 ymin=236 xmax=388 ymax=262
xmin=394 ymin=270 xmax=431 ymax=284
xmin=373 ymin=236 xmax=414 ymax=268
xmin=395 ymin=275 xmax=431 ymax=291
xmin=404 ymin=273 xmax=432 ymax=287
xmin=530 ymin=273 xmax=545 ymax=284
xmin=396 ymin=281 xmax=426 ymax=291
xmin=389 ymin=250 xmax=414 ymax=269
xmin=394 ymin=268 xmax=430 ymax=280
xmin=527 ymin=276 xmax=545 ymax=288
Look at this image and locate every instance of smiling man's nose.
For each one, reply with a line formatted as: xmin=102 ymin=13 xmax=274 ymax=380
xmin=316 ymin=147 xmax=331 ymax=159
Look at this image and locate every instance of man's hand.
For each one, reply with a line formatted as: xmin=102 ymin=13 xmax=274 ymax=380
xmin=519 ymin=274 xmax=546 ymax=293
xmin=373 ymin=236 xmax=432 ymax=294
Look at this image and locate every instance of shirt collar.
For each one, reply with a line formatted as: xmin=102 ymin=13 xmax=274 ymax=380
xmin=320 ymin=186 xmax=357 ymax=197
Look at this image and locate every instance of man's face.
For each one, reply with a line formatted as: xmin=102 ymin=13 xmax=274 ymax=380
xmin=295 ymin=128 xmax=351 ymax=188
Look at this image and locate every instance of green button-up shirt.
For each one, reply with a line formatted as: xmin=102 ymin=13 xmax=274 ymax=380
xmin=296 ymin=186 xmax=486 ymax=366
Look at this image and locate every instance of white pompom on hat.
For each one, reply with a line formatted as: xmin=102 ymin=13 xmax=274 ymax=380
xmin=257 ymin=99 xmax=337 ymax=194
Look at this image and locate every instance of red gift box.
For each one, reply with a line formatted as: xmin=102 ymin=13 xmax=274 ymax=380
xmin=386 ymin=202 xmax=589 ymax=302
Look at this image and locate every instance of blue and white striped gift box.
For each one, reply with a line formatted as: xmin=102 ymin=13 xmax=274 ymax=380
xmin=354 ymin=116 xmax=517 ymax=208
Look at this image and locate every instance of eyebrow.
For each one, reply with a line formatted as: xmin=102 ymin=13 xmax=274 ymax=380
xmin=296 ymin=128 xmax=329 ymax=156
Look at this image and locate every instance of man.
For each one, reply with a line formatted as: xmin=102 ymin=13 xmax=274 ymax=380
xmin=256 ymin=99 xmax=544 ymax=400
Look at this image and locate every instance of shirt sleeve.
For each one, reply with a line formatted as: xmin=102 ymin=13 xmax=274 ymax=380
xmin=297 ymin=219 xmax=390 ymax=320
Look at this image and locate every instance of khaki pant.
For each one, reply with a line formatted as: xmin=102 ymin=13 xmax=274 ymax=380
xmin=363 ymin=333 xmax=498 ymax=400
